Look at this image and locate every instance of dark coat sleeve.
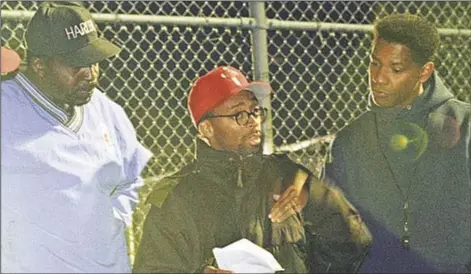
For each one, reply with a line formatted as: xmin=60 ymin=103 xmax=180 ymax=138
xmin=324 ymin=134 xmax=349 ymax=191
xmin=132 ymin=180 xmax=204 ymax=273
xmin=303 ymin=176 xmax=372 ymax=273
xmin=273 ymin=152 xmax=371 ymax=272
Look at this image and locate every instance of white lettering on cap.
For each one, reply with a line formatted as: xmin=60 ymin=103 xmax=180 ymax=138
xmin=221 ymin=67 xmax=242 ymax=86
xmin=64 ymin=19 xmax=96 ymax=40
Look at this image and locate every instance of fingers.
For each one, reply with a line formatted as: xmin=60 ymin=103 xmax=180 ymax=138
xmin=269 ymin=186 xmax=301 ymax=223
xmin=269 ymin=169 xmax=310 ymax=223
xmin=270 ymin=203 xmax=298 ymax=223
xmin=276 ymin=185 xmax=297 ymax=206
xmin=204 ymin=266 xmax=234 ymax=273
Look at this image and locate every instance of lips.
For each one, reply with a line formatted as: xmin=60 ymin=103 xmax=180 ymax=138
xmin=247 ymin=132 xmax=262 ymax=146
xmin=372 ymin=90 xmax=389 ymax=98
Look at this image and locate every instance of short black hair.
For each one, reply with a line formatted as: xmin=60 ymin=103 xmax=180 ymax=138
xmin=373 ymin=14 xmax=440 ymax=65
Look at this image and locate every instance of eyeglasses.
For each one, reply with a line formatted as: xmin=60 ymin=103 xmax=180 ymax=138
xmin=200 ymin=106 xmax=267 ymax=126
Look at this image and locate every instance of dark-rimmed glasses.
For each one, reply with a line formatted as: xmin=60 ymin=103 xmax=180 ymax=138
xmin=199 ymin=106 xmax=267 ymax=126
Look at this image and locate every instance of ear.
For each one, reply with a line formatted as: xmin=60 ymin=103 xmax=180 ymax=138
xmin=419 ymin=62 xmax=434 ymax=84
xmin=29 ymin=57 xmax=48 ymax=78
xmin=197 ymin=120 xmax=214 ymax=140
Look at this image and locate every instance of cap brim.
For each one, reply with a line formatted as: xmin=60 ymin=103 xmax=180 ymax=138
xmin=58 ymin=38 xmax=121 ymax=67
xmin=1 ymin=47 xmax=21 ymax=74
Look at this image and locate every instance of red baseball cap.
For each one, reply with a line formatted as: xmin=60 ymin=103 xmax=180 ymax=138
xmin=188 ymin=66 xmax=272 ymax=127
xmin=1 ymin=47 xmax=21 ymax=75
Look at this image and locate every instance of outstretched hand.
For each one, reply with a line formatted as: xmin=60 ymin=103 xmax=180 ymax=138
xmin=269 ymin=169 xmax=309 ymax=223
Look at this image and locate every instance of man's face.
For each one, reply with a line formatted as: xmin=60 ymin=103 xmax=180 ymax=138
xmin=369 ymin=38 xmax=425 ymax=108
xmin=206 ymin=90 xmax=263 ymax=154
xmin=43 ymin=59 xmax=99 ymax=106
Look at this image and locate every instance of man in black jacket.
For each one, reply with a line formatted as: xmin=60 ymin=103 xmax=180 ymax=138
xmin=133 ymin=66 xmax=372 ymax=273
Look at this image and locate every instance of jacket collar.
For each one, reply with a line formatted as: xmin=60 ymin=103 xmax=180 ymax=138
xmin=14 ymin=72 xmax=84 ymax=132
xmin=194 ymin=139 xmax=264 ymax=173
xmin=196 ymin=138 xmax=261 ymax=161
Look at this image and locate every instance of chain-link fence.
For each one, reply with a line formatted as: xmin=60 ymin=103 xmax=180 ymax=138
xmin=2 ymin=1 xmax=470 ymax=264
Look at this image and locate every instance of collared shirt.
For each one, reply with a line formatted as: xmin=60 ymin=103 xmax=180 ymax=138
xmin=1 ymin=73 xmax=152 ymax=273
xmin=13 ymin=72 xmax=84 ymax=131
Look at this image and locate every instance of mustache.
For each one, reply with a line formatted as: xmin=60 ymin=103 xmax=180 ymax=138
xmin=250 ymin=130 xmax=262 ymax=137
xmin=245 ymin=131 xmax=263 ymax=143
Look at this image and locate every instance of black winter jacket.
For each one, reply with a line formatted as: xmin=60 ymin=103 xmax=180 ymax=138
xmin=133 ymin=140 xmax=372 ymax=273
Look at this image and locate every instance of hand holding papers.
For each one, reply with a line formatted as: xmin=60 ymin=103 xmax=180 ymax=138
xmin=212 ymin=238 xmax=284 ymax=273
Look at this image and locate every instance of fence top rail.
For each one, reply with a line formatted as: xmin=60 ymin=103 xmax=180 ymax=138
xmin=1 ymin=10 xmax=256 ymax=29
xmin=268 ymin=19 xmax=471 ymax=36
xmin=2 ymin=9 xmax=470 ymax=36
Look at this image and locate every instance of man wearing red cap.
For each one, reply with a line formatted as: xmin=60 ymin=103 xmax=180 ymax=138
xmin=133 ymin=66 xmax=372 ymax=273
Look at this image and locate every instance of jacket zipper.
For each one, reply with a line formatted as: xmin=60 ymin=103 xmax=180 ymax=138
xmin=237 ymin=166 xmax=243 ymax=188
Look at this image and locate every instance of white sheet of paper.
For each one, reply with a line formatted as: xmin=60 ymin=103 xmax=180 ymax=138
xmin=212 ymin=238 xmax=284 ymax=273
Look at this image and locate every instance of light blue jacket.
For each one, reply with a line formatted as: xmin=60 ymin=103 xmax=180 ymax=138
xmin=1 ymin=73 xmax=152 ymax=273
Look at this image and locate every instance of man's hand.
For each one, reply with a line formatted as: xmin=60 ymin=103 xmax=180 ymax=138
xmin=269 ymin=169 xmax=309 ymax=223
xmin=204 ymin=266 xmax=234 ymax=273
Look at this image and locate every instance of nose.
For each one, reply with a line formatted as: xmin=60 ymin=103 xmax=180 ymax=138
xmin=246 ymin=113 xmax=260 ymax=128
xmin=372 ymin=66 xmax=387 ymax=85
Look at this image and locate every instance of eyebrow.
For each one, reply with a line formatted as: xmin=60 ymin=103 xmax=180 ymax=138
xmin=229 ymin=102 xmax=245 ymax=109
xmin=371 ymin=55 xmax=404 ymax=66
xmin=228 ymin=94 xmax=259 ymax=109
xmin=390 ymin=61 xmax=404 ymax=66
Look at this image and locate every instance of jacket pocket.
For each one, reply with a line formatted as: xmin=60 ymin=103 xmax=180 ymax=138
xmin=270 ymin=214 xmax=309 ymax=273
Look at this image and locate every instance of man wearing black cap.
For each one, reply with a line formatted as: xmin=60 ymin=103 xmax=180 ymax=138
xmin=133 ymin=66 xmax=372 ymax=273
xmin=1 ymin=2 xmax=151 ymax=272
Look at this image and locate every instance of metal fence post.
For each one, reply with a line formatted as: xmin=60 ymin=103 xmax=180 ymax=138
xmin=249 ymin=1 xmax=274 ymax=155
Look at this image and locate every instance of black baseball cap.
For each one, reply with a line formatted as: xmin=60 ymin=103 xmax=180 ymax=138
xmin=25 ymin=2 xmax=120 ymax=67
